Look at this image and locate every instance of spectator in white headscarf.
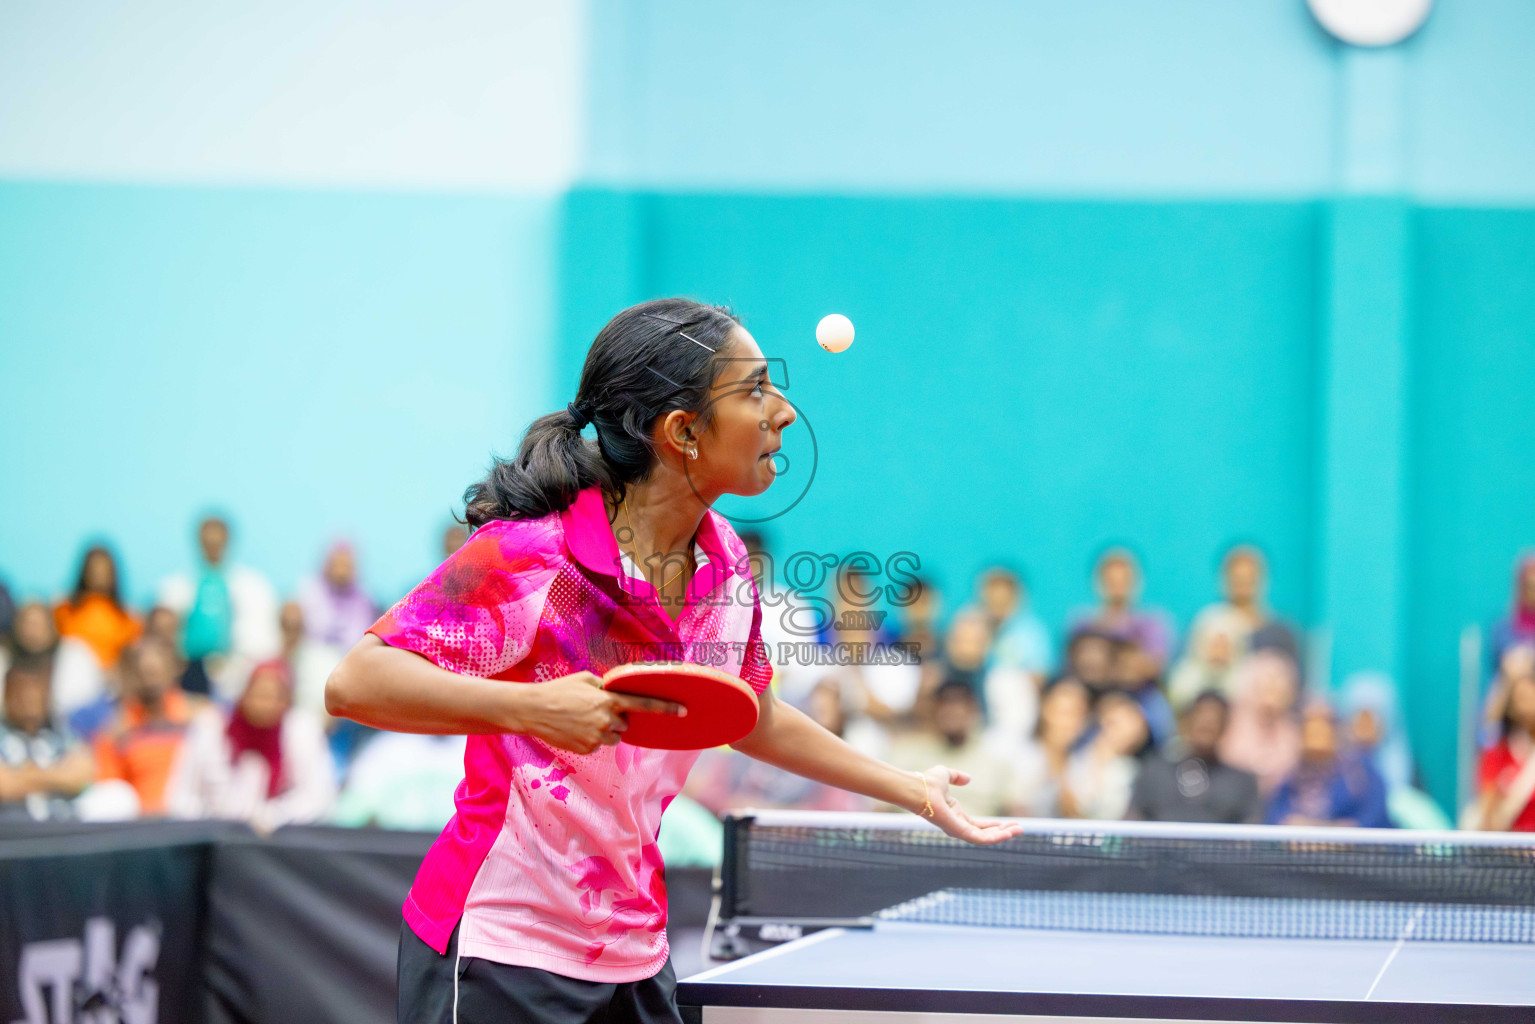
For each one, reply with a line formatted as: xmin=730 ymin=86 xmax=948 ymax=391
xmin=1338 ymin=672 xmax=1449 ymax=830
xmin=166 ymin=659 xmax=334 ymax=833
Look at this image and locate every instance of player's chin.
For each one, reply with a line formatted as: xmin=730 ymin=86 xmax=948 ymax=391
xmin=737 ymin=458 xmax=777 ymax=494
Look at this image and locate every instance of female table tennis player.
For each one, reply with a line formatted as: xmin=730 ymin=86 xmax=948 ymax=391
xmin=325 ymin=298 xmax=1023 ymax=1024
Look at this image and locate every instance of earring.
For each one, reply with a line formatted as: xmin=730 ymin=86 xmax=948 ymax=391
xmin=688 ymin=447 xmax=698 ymax=460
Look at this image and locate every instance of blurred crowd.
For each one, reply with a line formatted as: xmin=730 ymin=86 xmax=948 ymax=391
xmin=0 ymin=516 xmax=470 ymax=832
xmin=686 ymin=538 xmax=1535 ymax=846
xmin=2 ymin=519 xmax=1534 ymax=853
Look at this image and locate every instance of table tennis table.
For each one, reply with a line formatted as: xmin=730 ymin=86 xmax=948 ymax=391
xmin=678 ymin=812 xmax=1535 ymax=1024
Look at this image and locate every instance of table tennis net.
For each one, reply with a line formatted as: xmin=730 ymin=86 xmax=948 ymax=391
xmin=715 ymin=812 xmax=1535 ymax=946
xmin=877 ymin=888 xmax=1535 ymax=943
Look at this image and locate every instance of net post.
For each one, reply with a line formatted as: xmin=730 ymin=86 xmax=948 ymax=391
xmin=1458 ymin=623 xmax=1484 ymax=818
xmin=719 ymin=811 xmax=754 ymax=920
xmin=704 ymin=811 xmax=757 ymax=961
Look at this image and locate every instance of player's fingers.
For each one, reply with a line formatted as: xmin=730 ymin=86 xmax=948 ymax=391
xmin=949 ymin=802 xmax=979 ymax=827
xmin=606 ymin=711 xmax=629 ymax=733
xmin=947 ymin=768 xmax=971 ymax=787
xmin=977 ymin=813 xmax=1018 ymax=838
xmin=599 ymin=729 xmax=623 ymax=746
xmin=572 ymin=671 xmax=603 ymax=688
xmin=971 ymin=826 xmax=1019 ymax=845
xmin=609 ymin=693 xmax=687 ymax=717
xmin=951 ymin=815 xmax=1015 ymax=845
xmin=949 ymin=818 xmax=992 ymax=844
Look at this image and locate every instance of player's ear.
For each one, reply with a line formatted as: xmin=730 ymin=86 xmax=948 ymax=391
xmin=664 ymin=409 xmax=701 ymax=455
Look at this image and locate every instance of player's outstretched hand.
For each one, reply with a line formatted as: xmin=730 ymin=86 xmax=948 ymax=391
xmin=523 ymin=671 xmax=685 ymax=755
xmin=918 ymin=765 xmax=1025 ymax=845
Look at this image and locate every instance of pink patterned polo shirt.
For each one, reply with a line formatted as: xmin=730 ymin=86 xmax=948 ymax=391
xmin=367 ymin=484 xmax=772 ymax=981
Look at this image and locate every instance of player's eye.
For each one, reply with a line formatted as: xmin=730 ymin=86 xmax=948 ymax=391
xmin=751 ymin=380 xmax=765 ymax=397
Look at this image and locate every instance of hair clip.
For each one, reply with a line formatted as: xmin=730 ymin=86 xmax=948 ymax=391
xmin=641 ymin=311 xmax=717 ymax=353
xmin=646 ymin=365 xmax=683 ymax=390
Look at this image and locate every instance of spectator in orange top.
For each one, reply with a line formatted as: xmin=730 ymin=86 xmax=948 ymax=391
xmin=93 ymin=635 xmax=200 ymax=815
xmin=53 ymin=544 xmax=142 ymax=670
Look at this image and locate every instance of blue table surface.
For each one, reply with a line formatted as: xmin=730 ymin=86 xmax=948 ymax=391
xmin=682 ymin=920 xmax=1535 ymax=1008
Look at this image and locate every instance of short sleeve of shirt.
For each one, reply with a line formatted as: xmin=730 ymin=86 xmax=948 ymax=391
xmin=740 ymin=592 xmax=773 ymax=696
xmin=368 ymin=518 xmax=563 ymax=679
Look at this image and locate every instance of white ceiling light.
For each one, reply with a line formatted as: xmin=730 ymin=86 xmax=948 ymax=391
xmin=1307 ymin=0 xmax=1433 ymax=46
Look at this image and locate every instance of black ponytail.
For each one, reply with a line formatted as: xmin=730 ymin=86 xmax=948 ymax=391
xmin=463 ymin=297 xmax=742 ymax=527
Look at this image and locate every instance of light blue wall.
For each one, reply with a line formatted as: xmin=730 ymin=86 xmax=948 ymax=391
xmin=585 ymin=0 xmax=1535 ymax=202
xmin=0 ymin=182 xmax=558 ymax=606
xmin=1411 ymin=0 xmax=1535 ymax=202
xmin=585 ymin=0 xmax=1337 ymax=196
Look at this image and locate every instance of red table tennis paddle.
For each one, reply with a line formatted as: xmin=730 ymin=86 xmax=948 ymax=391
xmin=601 ymin=662 xmax=760 ymax=750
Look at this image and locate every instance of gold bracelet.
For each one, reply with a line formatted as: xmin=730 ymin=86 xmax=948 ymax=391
xmin=914 ymin=771 xmax=935 ymax=818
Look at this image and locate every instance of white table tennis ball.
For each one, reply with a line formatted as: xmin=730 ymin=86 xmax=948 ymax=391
xmin=816 ymin=313 xmax=855 ymax=353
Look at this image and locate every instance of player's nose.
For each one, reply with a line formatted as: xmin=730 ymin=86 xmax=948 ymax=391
xmin=769 ymin=392 xmax=797 ymax=430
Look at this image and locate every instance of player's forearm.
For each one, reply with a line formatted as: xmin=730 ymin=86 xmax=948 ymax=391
xmin=733 ymin=698 xmax=927 ymax=814
xmin=326 ymin=634 xmax=529 ymax=735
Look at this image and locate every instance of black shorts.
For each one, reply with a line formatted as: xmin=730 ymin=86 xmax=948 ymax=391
xmin=397 ymin=920 xmax=682 ymax=1024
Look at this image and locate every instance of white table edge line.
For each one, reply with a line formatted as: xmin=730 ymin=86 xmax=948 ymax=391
xmin=682 ymin=927 xmax=848 ymax=984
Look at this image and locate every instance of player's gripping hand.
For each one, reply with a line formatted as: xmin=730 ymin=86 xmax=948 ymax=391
xmin=915 ymin=765 xmax=1025 ymax=846
xmin=521 ymin=671 xmax=685 ymax=755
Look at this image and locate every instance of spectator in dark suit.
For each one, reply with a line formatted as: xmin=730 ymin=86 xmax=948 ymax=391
xmin=1128 ymin=691 xmax=1260 ymax=824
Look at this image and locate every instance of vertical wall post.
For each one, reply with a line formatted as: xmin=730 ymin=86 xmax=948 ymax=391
xmin=1313 ymin=46 xmax=1413 ymax=694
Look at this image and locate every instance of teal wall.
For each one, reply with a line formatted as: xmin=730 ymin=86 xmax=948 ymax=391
xmin=559 ymin=190 xmax=1321 ymax=632
xmin=557 ymin=190 xmax=1535 ymax=811
xmin=0 ymin=181 xmax=558 ymax=604
xmin=1313 ymin=200 xmax=1414 ymax=690
xmin=1408 ymin=207 xmax=1535 ymax=801
xmin=557 ymin=0 xmax=1535 ymax=814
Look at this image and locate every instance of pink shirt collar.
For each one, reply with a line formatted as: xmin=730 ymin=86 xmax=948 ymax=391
xmin=558 ymin=485 xmax=740 ymax=603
